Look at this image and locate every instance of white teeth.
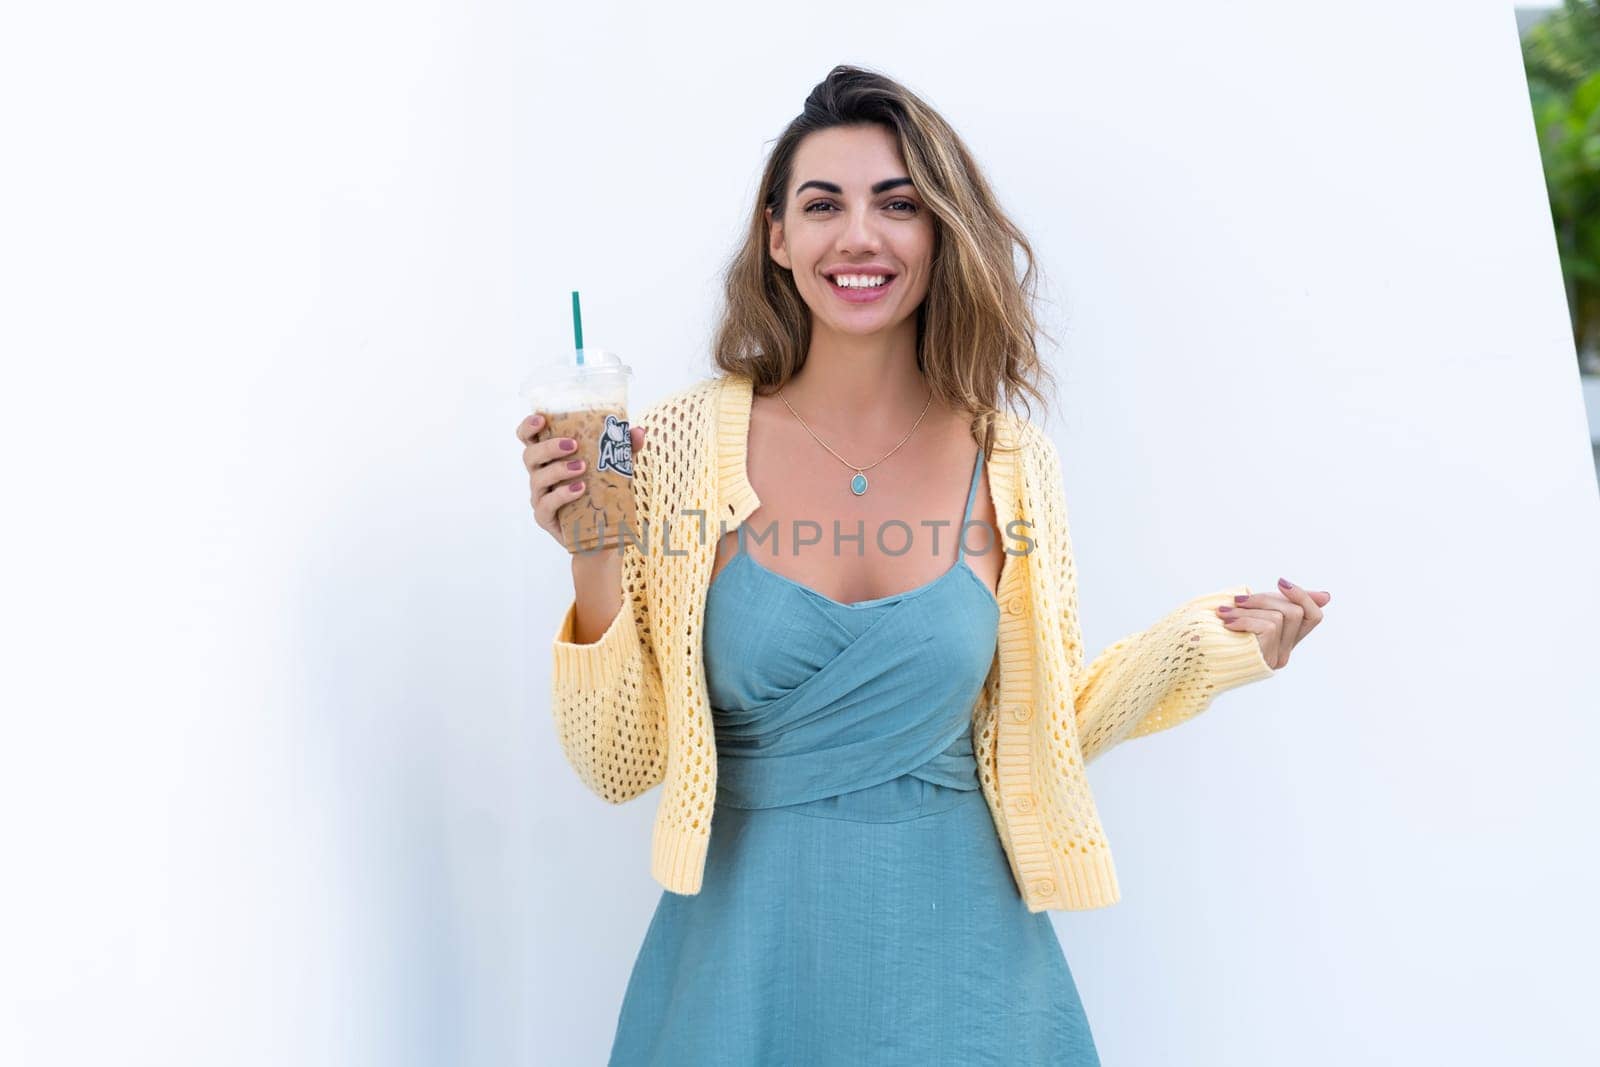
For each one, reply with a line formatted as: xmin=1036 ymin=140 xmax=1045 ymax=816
xmin=832 ymin=274 xmax=888 ymax=289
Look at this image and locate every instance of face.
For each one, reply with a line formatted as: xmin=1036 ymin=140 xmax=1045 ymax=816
xmin=766 ymin=124 xmax=935 ymax=341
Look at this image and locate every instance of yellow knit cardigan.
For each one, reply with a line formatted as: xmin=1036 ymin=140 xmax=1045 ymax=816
xmin=549 ymin=372 xmax=1276 ymax=912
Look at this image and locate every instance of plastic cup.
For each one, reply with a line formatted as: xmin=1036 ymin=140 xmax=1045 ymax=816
xmin=522 ymin=349 xmax=639 ymax=553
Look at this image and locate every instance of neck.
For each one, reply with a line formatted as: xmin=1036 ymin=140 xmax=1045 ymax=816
xmin=781 ymin=316 xmax=929 ymax=432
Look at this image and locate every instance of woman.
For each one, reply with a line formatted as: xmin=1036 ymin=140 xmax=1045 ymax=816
xmin=518 ymin=65 xmax=1329 ymax=1066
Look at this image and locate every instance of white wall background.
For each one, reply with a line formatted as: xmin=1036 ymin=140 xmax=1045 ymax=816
xmin=4 ymin=1 xmax=1597 ymax=1064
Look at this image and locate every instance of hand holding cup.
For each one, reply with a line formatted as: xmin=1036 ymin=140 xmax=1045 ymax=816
xmin=519 ymin=412 xmax=647 ymax=552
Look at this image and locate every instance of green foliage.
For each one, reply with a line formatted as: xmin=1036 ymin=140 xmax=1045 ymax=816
xmin=1526 ymin=0 xmax=1600 ymax=368
xmin=1525 ymin=0 xmax=1600 ymax=92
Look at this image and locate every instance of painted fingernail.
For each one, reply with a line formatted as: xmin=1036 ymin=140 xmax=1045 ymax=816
xmin=569 ymin=480 xmax=584 ymax=492
xmin=1278 ymin=577 xmax=1293 ymax=589
xmin=530 ymin=414 xmax=543 ymax=426
xmin=566 ymin=459 xmax=583 ymax=470
xmin=560 ymin=438 xmax=576 ymax=451
xmin=1218 ymin=605 xmax=1234 ymax=613
xmin=1234 ymin=594 xmax=1250 ymax=603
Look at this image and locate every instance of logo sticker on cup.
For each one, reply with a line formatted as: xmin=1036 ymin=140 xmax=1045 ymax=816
xmin=597 ymin=413 xmax=634 ymax=478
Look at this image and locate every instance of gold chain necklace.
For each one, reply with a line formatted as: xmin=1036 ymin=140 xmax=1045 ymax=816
xmin=776 ymin=385 xmax=934 ymax=496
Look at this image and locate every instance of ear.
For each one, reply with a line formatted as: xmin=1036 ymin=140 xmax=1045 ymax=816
xmin=765 ymin=206 xmax=792 ymax=272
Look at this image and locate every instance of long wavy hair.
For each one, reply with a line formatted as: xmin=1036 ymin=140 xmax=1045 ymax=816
xmin=711 ymin=64 xmax=1059 ymax=456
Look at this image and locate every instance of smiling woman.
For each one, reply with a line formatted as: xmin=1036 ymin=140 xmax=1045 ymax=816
xmin=592 ymin=65 xmax=1110 ymax=1067
xmin=537 ymin=58 xmax=1312 ymax=1067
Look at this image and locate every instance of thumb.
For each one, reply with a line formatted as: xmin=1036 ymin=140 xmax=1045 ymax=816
xmin=632 ymin=425 xmax=648 ymax=452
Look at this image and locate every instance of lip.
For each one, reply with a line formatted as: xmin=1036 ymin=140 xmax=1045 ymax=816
xmin=823 ymin=264 xmax=896 ymax=277
xmin=825 ymin=272 xmax=898 ymax=304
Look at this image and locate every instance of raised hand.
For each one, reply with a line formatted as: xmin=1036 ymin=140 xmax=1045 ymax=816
xmin=1216 ymin=578 xmax=1330 ymax=670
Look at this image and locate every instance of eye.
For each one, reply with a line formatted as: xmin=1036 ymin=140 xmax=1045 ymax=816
xmin=802 ymin=199 xmax=919 ymax=215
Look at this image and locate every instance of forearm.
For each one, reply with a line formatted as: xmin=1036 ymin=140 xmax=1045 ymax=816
xmin=568 ymin=548 xmax=623 ymax=645
xmin=1075 ymin=589 xmax=1275 ymax=763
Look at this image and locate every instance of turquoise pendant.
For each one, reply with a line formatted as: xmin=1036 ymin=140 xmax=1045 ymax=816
xmin=850 ymin=472 xmax=868 ymax=496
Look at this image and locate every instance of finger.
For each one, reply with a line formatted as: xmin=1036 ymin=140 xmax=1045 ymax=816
xmin=631 ymin=425 xmax=648 ymax=453
xmin=523 ymin=431 xmax=581 ymax=474
xmin=1223 ymin=590 xmax=1302 ymax=648
xmin=1219 ymin=592 xmax=1295 ymax=668
xmin=531 ymin=447 xmax=585 ymax=497
xmin=516 ymin=412 xmax=546 ymax=445
xmin=533 ymin=471 xmax=587 ymax=528
xmin=1220 ymin=613 xmax=1282 ymax=669
xmin=1247 ymin=608 xmax=1289 ymax=669
xmin=1275 ymin=577 xmax=1324 ymax=642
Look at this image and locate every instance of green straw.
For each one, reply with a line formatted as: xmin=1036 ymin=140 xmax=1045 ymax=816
xmin=571 ymin=291 xmax=585 ymax=365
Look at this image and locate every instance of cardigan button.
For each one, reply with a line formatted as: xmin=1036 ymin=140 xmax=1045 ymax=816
xmin=1012 ymin=794 xmax=1035 ymax=814
xmin=1006 ymin=596 xmax=1026 ymax=616
xmin=1009 ymin=703 xmax=1033 ymax=723
xmin=1033 ymin=879 xmax=1056 ymax=898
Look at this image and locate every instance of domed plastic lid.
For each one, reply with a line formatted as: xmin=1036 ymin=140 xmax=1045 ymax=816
xmin=522 ymin=348 xmax=632 ymax=410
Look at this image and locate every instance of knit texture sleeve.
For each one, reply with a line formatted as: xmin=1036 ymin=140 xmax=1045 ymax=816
xmin=1029 ymin=427 xmax=1275 ymax=767
xmin=548 ymin=405 xmax=667 ymax=805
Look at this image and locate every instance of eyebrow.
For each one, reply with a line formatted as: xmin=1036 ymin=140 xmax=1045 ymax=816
xmin=795 ymin=177 xmax=915 ymax=196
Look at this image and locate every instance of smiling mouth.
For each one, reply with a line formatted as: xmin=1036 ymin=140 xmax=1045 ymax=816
xmin=828 ymin=274 xmax=896 ymax=290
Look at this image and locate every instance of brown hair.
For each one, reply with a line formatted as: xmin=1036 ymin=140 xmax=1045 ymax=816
xmin=711 ymin=64 xmax=1059 ymax=455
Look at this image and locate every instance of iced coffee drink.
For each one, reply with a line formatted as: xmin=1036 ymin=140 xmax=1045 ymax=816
xmin=524 ymin=349 xmax=638 ymax=553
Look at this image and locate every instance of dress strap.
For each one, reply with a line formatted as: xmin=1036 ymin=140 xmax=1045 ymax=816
xmin=956 ymin=446 xmax=985 ymax=563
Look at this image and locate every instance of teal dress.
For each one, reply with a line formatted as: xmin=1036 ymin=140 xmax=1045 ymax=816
xmin=609 ymin=448 xmax=1101 ymax=1066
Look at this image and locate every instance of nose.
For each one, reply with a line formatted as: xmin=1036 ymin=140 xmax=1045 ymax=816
xmin=837 ymin=202 xmax=883 ymax=256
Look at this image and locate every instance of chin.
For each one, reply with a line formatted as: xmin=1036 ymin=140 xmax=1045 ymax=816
xmin=818 ymin=314 xmax=894 ymax=336
xmin=851 ymin=305 xmax=923 ymax=329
